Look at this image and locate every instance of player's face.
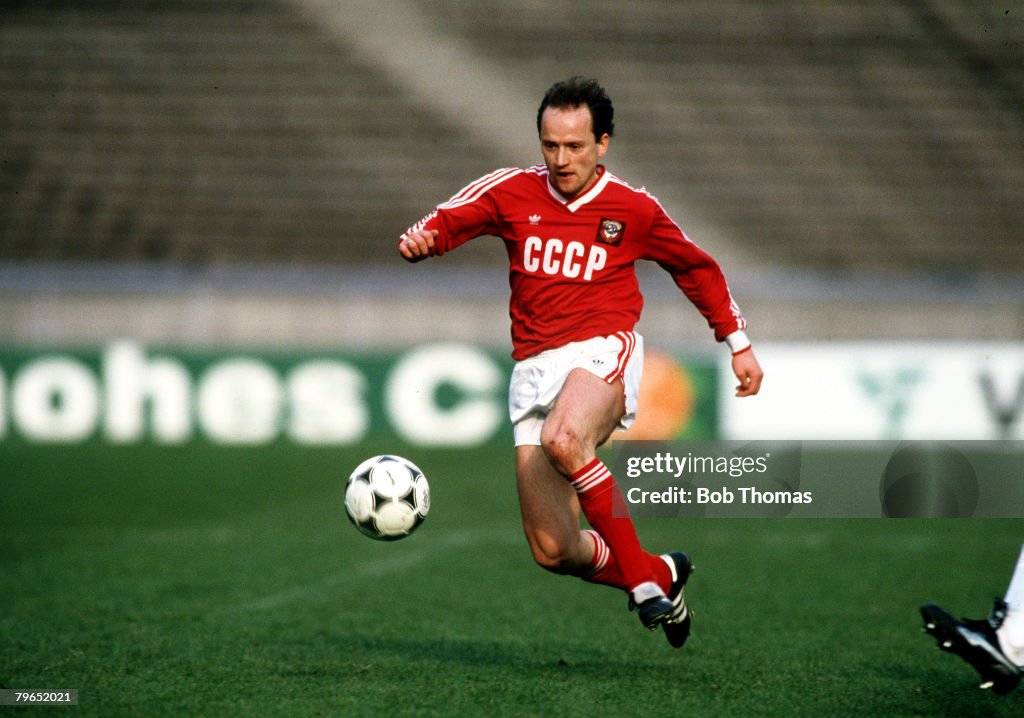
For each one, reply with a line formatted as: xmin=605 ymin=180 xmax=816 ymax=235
xmin=540 ymin=105 xmax=609 ymax=201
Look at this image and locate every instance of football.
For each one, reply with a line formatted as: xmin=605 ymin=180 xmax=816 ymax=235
xmin=344 ymin=454 xmax=430 ymax=540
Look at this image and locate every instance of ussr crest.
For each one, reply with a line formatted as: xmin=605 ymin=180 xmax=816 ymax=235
xmin=596 ymin=218 xmax=626 ymax=246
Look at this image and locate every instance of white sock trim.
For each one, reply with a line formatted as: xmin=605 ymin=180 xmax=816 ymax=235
xmin=660 ymin=553 xmax=678 ymax=585
xmin=631 ymin=581 xmax=665 ymax=604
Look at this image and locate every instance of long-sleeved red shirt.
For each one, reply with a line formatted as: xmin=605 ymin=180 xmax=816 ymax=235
xmin=402 ymin=164 xmax=746 ymax=360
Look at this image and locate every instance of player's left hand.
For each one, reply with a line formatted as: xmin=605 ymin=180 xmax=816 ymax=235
xmin=731 ymin=347 xmax=763 ymax=397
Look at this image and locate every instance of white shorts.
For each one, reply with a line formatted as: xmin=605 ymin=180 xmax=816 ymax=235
xmin=509 ymin=332 xmax=644 ymax=446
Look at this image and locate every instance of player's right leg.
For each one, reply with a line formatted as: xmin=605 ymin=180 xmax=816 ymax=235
xmin=515 ymin=445 xmax=674 ymax=632
xmin=514 ymin=443 xmax=594 ymax=575
xmin=508 ymin=337 xmax=673 ymax=632
xmin=538 ymin=369 xmax=673 ymax=630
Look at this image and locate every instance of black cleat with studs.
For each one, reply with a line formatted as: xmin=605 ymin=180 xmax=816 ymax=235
xmin=663 ymin=552 xmax=695 ymax=649
xmin=921 ymin=600 xmax=1022 ymax=694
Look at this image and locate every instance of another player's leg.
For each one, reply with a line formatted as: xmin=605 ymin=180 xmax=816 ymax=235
xmin=921 ymin=544 xmax=1024 ymax=693
xmin=997 ymin=544 xmax=1024 ymax=668
xmin=921 ymin=601 xmax=1021 ymax=693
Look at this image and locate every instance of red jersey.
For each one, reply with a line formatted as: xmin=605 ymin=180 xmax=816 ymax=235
xmin=402 ymin=164 xmax=746 ymax=360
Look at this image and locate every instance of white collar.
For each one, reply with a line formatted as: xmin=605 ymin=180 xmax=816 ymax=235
xmin=546 ymin=167 xmax=611 ymax=212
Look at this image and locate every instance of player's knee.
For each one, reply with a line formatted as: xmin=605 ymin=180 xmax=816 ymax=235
xmin=540 ymin=422 xmax=584 ymax=474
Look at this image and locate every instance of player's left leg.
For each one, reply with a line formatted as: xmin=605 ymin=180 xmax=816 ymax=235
xmin=515 ymin=447 xmax=675 ymax=633
xmin=540 ymin=368 xmax=672 ymax=630
xmin=514 ymin=445 xmax=670 ymax=589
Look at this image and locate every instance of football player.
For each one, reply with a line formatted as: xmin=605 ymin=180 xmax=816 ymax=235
xmin=400 ymin=76 xmax=763 ymax=646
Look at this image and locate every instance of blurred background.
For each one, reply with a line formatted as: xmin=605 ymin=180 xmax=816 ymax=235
xmin=2 ymin=8 xmax=1023 ymax=711
xmin=1 ymin=0 xmax=1022 ymax=442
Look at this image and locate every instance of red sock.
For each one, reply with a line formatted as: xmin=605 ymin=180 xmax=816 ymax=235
xmin=582 ymin=530 xmax=672 ymax=593
xmin=569 ymin=458 xmax=657 ymax=592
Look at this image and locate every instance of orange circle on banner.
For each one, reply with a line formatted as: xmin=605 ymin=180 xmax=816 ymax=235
xmin=616 ymin=349 xmax=695 ymax=440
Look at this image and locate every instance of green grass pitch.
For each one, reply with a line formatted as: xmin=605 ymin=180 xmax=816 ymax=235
xmin=2 ymin=440 xmax=1023 ymax=716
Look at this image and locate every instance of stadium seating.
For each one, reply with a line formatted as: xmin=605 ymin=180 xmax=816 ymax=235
xmin=1 ymin=0 xmax=1021 ymax=275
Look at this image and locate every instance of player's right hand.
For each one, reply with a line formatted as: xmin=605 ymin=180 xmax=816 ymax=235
xmin=398 ymin=229 xmax=439 ymax=263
